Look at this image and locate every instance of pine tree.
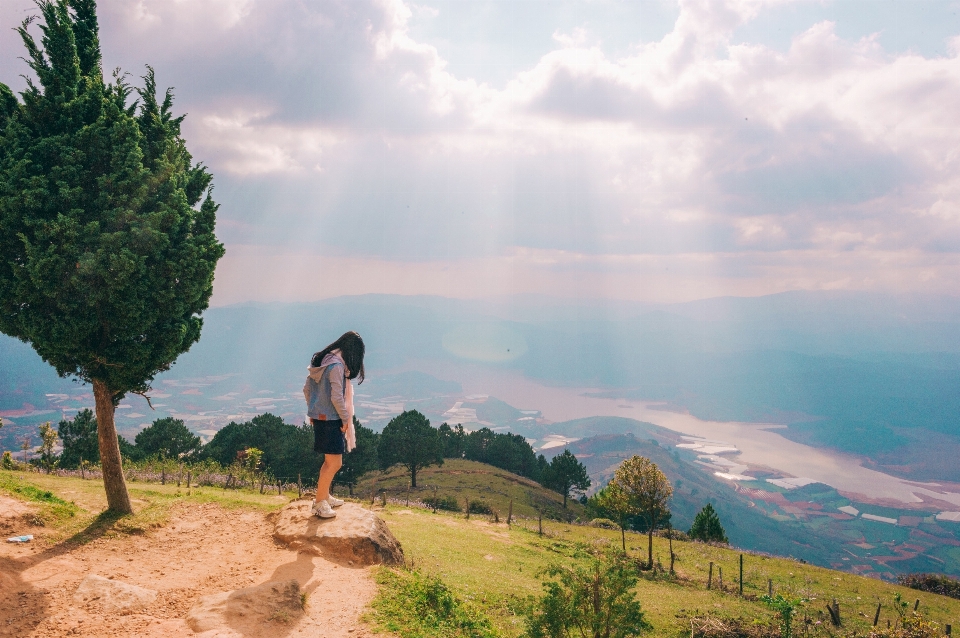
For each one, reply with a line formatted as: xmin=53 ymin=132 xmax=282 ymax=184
xmin=543 ymin=449 xmax=591 ymax=508
xmin=378 ymin=410 xmax=444 ymax=488
xmin=689 ymin=503 xmax=728 ymax=544
xmin=0 ymin=1 xmax=224 ymax=513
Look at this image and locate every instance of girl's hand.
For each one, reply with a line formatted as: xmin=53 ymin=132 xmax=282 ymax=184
xmin=341 ymin=423 xmax=348 ymax=433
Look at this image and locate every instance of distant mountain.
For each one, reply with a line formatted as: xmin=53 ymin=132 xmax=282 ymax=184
xmin=6 ymin=291 xmax=960 ymax=479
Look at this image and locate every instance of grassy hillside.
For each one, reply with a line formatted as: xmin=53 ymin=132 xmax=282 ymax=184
xmin=379 ymin=504 xmax=960 ymax=637
xmin=5 ymin=468 xmax=960 ymax=637
xmin=353 ymin=458 xmax=586 ymax=520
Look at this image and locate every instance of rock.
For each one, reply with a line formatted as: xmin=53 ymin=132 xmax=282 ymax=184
xmin=273 ymin=501 xmax=404 ymax=566
xmin=73 ymin=574 xmax=157 ymax=612
xmin=186 ymin=579 xmax=303 ymax=634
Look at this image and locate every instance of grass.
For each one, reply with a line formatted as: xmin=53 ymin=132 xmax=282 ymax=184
xmin=0 ymin=468 xmax=289 ymax=544
xmin=376 ymin=505 xmax=960 ymax=637
xmin=354 ymin=459 xmax=586 ymax=520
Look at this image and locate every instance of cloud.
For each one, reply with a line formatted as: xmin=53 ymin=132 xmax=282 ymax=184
xmin=3 ymin=0 xmax=960 ymax=301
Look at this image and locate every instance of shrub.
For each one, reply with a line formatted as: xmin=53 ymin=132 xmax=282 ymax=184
xmin=525 ymin=549 xmax=651 ymax=638
xmin=897 ymin=573 xmax=960 ymax=599
xmin=424 ymin=495 xmax=462 ymax=512
xmin=370 ymin=567 xmax=497 ymax=638
xmin=468 ymin=501 xmax=493 ymax=515
xmin=590 ymin=518 xmax=620 ymax=530
xmin=1 ymin=451 xmax=15 ymax=470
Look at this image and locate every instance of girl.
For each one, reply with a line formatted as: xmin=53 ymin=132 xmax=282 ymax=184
xmin=303 ymin=331 xmax=365 ymax=518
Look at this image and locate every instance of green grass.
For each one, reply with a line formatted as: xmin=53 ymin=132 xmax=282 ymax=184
xmin=355 ymin=459 xmax=585 ymax=520
xmin=377 ymin=505 xmax=960 ymax=637
xmin=0 ymin=469 xmax=289 ymax=543
xmin=368 ymin=567 xmax=498 ymax=638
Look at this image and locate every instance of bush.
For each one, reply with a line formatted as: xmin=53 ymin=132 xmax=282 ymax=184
xmin=525 ymin=549 xmax=650 ymax=638
xmin=424 ymin=494 xmax=462 ymax=512
xmin=590 ymin=518 xmax=620 ymax=530
xmin=1 ymin=451 xmax=15 ymax=470
xmin=370 ymin=567 xmax=497 ymax=638
xmin=897 ymin=572 xmax=960 ymax=599
xmin=656 ymin=529 xmax=690 ymax=541
xmin=467 ymin=501 xmax=493 ymax=515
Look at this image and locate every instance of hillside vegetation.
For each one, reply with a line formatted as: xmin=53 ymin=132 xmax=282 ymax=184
xmin=355 ymin=458 xmax=586 ymax=520
xmin=4 ymin=466 xmax=960 ymax=637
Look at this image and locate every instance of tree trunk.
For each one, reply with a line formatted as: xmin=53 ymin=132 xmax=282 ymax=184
xmin=410 ymin=464 xmax=417 ymax=488
xmin=647 ymin=512 xmax=657 ymax=570
xmin=621 ymin=525 xmax=626 ymax=553
xmin=93 ymin=379 xmax=133 ymax=514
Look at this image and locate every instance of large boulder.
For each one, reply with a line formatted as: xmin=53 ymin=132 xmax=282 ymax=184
xmin=273 ymin=501 xmax=403 ymax=566
xmin=73 ymin=574 xmax=157 ymax=612
xmin=186 ymin=579 xmax=303 ymax=633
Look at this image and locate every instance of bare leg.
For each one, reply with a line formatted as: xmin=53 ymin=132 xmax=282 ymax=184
xmin=316 ymin=454 xmax=343 ymax=502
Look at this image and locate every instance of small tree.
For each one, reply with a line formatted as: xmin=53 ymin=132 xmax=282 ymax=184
xmin=134 ymin=417 xmax=201 ymax=459
xmin=334 ymin=417 xmax=379 ymax=495
xmin=0 ymin=1 xmax=224 ymax=513
xmin=543 ymin=449 xmax=591 ymax=508
xmin=592 ymin=486 xmax=632 ymax=552
xmin=689 ymin=503 xmax=728 ymax=544
xmin=608 ymin=456 xmax=672 ymax=569
xmin=525 ymin=549 xmax=651 ymax=638
xmin=378 ymin=410 xmax=443 ymax=488
xmin=759 ymin=594 xmax=805 ymax=638
xmin=38 ymin=422 xmax=59 ymax=473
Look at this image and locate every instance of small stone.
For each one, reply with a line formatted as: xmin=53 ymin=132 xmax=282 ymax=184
xmin=73 ymin=575 xmax=157 ymax=612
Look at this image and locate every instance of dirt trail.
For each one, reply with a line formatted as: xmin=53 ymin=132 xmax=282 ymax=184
xmin=0 ymin=499 xmax=379 ymax=637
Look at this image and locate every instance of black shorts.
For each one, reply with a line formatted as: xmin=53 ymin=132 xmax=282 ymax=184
xmin=313 ymin=418 xmax=346 ymax=455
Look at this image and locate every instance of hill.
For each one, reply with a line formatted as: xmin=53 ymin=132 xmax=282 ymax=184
xmin=353 ymin=458 xmax=585 ymax=521
xmin=4 ymin=468 xmax=960 ymax=637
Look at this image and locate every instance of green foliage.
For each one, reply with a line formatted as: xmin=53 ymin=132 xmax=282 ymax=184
xmin=423 ymin=494 xmax=462 ymax=512
xmin=524 ymin=549 xmax=650 ymax=638
xmin=203 ymin=413 xmax=320 ymax=481
xmin=897 ymin=573 xmax=960 ymax=599
xmin=379 ymin=410 xmax=444 ymax=488
xmin=134 ymin=417 xmax=202 ymax=459
xmin=468 ymin=500 xmax=493 ymax=515
xmin=38 ymin=421 xmax=59 ymax=473
xmin=542 ymin=449 xmax=591 ymax=508
xmin=461 ymin=426 xmax=542 ymax=481
xmin=57 ymin=408 xmax=136 ymax=466
xmin=0 ymin=0 xmax=224 ymax=398
xmin=590 ymin=518 xmax=620 ymax=530
xmin=334 ymin=417 xmax=379 ymax=493
xmin=689 ymin=503 xmax=728 ymax=544
xmin=371 ymin=567 xmax=498 ymax=638
xmin=1 ymin=451 xmax=14 ymax=469
xmin=758 ymin=594 xmax=804 ymax=638
xmin=58 ymin=409 xmax=98 ymax=468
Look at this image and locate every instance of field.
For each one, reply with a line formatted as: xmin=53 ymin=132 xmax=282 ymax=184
xmin=5 ymin=466 xmax=960 ymax=637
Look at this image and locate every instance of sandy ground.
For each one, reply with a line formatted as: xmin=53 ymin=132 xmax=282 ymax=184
xmin=0 ymin=497 xmax=379 ymax=638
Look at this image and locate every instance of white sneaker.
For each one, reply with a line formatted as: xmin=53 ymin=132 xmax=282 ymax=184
xmin=312 ymin=500 xmax=336 ymax=518
xmin=327 ymin=496 xmax=345 ymax=508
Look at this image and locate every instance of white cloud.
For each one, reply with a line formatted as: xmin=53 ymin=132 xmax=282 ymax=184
xmin=3 ymin=0 xmax=960 ymax=301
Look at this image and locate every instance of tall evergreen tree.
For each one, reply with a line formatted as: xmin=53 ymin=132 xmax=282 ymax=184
xmin=378 ymin=410 xmax=443 ymax=488
xmin=689 ymin=503 xmax=728 ymax=544
xmin=134 ymin=417 xmax=201 ymax=459
xmin=543 ymin=449 xmax=591 ymax=509
xmin=0 ymin=1 xmax=224 ymax=513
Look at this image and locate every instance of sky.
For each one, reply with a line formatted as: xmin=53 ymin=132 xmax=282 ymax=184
xmin=3 ymin=0 xmax=960 ymax=305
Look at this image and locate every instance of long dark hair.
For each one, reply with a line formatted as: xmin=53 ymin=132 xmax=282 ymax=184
xmin=311 ymin=331 xmax=365 ymax=383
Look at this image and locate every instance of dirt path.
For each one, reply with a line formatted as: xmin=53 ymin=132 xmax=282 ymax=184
xmin=0 ymin=499 xmax=379 ymax=637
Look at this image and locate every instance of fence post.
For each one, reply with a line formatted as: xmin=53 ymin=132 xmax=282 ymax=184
xmin=719 ymin=566 xmax=723 ymax=590
xmin=915 ymin=599 xmax=920 ymax=612
xmin=277 ymin=480 xmax=282 ymax=496
xmin=80 ymin=457 xmax=85 ymax=480
xmin=161 ymin=467 xmax=166 ymax=485
xmin=707 ymin=562 xmax=713 ymax=590
xmin=873 ymin=602 xmax=881 ymax=626
xmin=739 ymin=554 xmax=744 ymax=596
xmin=507 ymin=500 xmax=513 ymax=526
xmin=539 ymin=513 xmax=543 ymax=536
xmin=186 ymin=471 xmax=192 ymax=495
xmin=945 ymin=624 xmax=951 ymax=635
